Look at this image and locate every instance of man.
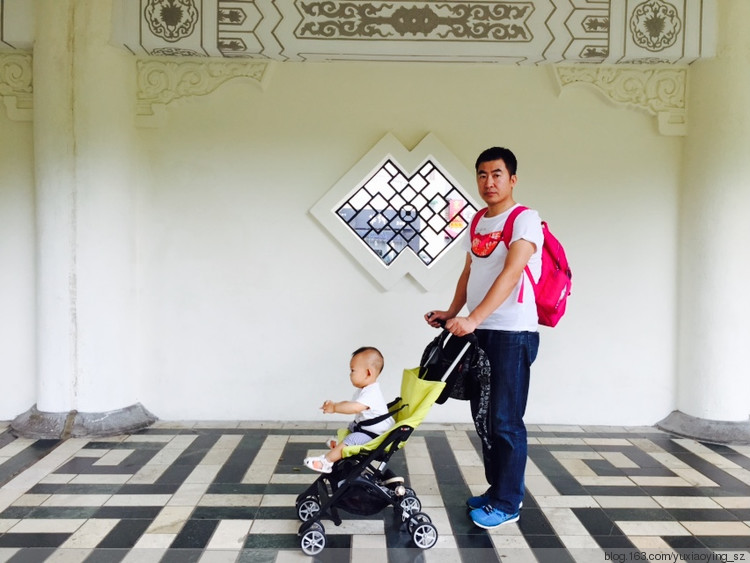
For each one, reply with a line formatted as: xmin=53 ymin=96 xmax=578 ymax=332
xmin=425 ymin=146 xmax=543 ymax=529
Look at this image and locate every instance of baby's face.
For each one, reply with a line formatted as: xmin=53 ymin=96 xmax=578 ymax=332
xmin=349 ymin=354 xmax=371 ymax=388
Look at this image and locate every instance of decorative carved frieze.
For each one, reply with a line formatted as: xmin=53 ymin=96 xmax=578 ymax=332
xmin=103 ymin=0 xmax=715 ymax=64
xmin=0 ymin=1 xmax=718 ymax=64
xmin=0 ymin=52 xmax=33 ymax=121
xmin=0 ymin=0 xmax=699 ymax=133
xmin=135 ymin=58 xmax=271 ymax=126
xmin=554 ymin=65 xmax=687 ymax=136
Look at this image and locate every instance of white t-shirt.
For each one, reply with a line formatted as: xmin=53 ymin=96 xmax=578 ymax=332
xmin=463 ymin=204 xmax=544 ymax=331
xmin=352 ymin=382 xmax=394 ymax=435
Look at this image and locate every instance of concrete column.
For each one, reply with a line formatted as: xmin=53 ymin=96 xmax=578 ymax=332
xmin=12 ymin=0 xmax=155 ymax=438
xmin=660 ymin=0 xmax=750 ymax=443
xmin=30 ymin=0 xmax=78 ymax=415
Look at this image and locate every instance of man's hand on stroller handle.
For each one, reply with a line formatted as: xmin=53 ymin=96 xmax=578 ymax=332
xmin=425 ymin=311 xmax=478 ymax=336
xmin=425 ymin=310 xmax=449 ymax=328
xmin=445 ymin=316 xmax=478 ymax=337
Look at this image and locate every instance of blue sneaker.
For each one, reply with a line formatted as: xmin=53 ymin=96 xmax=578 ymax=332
xmin=467 ymin=494 xmax=523 ymax=511
xmin=466 ymin=493 xmax=490 ymax=510
xmin=470 ymin=505 xmax=520 ymax=529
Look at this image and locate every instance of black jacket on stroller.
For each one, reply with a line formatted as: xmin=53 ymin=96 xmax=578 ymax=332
xmin=419 ymin=330 xmax=492 ymax=451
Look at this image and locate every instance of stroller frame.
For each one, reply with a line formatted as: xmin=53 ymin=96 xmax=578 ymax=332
xmin=295 ymin=421 xmax=437 ymax=555
xmin=295 ymin=329 xmax=475 ymax=556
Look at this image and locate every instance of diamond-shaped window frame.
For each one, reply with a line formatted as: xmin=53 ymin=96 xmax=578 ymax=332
xmin=310 ymin=133 xmax=479 ymax=290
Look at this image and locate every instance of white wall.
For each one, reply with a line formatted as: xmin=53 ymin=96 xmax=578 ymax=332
xmin=0 ymin=61 xmax=681 ymax=426
xmin=131 ymin=62 xmax=681 ymax=425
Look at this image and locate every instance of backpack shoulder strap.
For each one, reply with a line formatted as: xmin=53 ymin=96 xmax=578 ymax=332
xmin=501 ymin=205 xmax=534 ymax=302
xmin=501 ymin=205 xmax=528 ymax=248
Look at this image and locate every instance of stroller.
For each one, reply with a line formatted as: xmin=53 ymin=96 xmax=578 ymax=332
xmin=295 ymin=330 xmax=476 ymax=556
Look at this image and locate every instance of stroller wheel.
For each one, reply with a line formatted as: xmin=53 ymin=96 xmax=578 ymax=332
xmin=406 ymin=511 xmax=432 ymax=535
xmin=398 ymin=493 xmax=422 ymax=520
xmin=411 ymin=520 xmax=438 ymax=549
xmin=296 ymin=496 xmax=321 ymax=522
xmin=300 ymin=522 xmax=326 ymax=556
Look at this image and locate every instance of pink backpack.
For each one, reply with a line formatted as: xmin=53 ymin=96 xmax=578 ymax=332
xmin=470 ymin=206 xmax=572 ymax=327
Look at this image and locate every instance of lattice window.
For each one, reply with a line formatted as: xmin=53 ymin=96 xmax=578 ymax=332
xmin=311 ymin=133 xmax=478 ymax=290
xmin=336 ymin=159 xmax=476 ymax=266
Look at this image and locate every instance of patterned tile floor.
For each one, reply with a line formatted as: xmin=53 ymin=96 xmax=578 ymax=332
xmin=0 ymin=421 xmax=748 ymax=562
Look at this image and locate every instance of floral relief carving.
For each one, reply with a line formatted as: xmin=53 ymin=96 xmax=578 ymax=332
xmin=136 ymin=59 xmax=271 ymax=119
xmin=150 ymin=48 xmax=203 ymax=57
xmin=554 ymin=65 xmax=687 ymax=136
xmin=630 ymin=0 xmax=682 ymax=52
xmin=0 ymin=52 xmax=33 ymax=121
xmin=144 ymin=0 xmax=200 ymax=43
xmin=219 ymin=7 xmax=247 ymax=25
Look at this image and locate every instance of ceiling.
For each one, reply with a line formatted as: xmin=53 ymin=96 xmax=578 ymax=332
xmin=1 ymin=0 xmax=716 ymax=65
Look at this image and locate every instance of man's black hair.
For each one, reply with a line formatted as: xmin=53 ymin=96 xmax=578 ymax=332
xmin=475 ymin=147 xmax=518 ymax=176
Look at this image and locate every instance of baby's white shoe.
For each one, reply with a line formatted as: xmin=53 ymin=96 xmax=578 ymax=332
xmin=303 ymin=455 xmax=333 ymax=474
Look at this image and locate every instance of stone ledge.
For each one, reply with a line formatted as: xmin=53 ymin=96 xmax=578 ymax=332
xmin=657 ymin=410 xmax=750 ymax=445
xmin=11 ymin=403 xmax=157 ymax=439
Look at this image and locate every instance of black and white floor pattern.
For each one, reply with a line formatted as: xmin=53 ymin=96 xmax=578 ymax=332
xmin=0 ymin=421 xmax=748 ymax=562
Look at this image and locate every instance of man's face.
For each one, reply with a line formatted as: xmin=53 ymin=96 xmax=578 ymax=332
xmin=476 ymin=159 xmax=517 ymax=207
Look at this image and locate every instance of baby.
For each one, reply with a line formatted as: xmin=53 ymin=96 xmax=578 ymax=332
xmin=303 ymin=346 xmax=395 ymax=473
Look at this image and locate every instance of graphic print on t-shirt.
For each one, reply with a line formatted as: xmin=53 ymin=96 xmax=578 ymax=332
xmin=471 ymin=229 xmax=504 ymax=258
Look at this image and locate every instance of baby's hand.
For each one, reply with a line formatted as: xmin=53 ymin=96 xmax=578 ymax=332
xmin=321 ymin=400 xmax=335 ymax=414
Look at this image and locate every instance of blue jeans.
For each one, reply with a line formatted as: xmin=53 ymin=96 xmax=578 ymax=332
xmin=471 ymin=329 xmax=539 ymax=513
